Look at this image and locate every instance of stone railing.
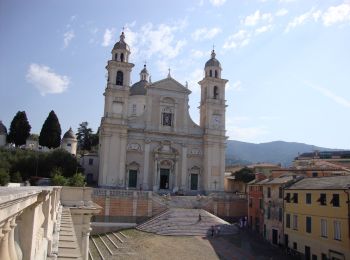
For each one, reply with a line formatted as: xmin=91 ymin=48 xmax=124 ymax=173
xmin=0 ymin=186 xmax=61 ymax=260
xmin=0 ymin=186 xmax=101 ymax=260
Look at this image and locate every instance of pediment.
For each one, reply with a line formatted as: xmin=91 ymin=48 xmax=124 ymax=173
xmin=149 ymin=77 xmax=191 ymax=94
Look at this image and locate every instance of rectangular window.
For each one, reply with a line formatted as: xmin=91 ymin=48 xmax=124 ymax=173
xmin=132 ymin=104 xmax=137 ymax=114
xmin=67 ymin=143 xmax=71 ymax=147
xmin=162 ymin=112 xmax=173 ymax=126
xmin=312 ymin=171 xmax=318 ymax=177
xmin=293 ymin=215 xmax=298 ymax=230
xmin=278 ymin=207 xmax=282 ymax=222
xmin=331 ymin=194 xmax=340 ymax=207
xmin=306 ymin=216 xmax=312 ymax=233
xmin=88 ymin=158 xmax=93 ymax=165
xmin=285 ymin=193 xmax=291 ymax=203
xmin=279 ymin=187 xmax=282 ymax=198
xmin=267 ymin=187 xmax=271 ymax=198
xmin=259 ymin=198 xmax=263 ymax=209
xmin=321 ymin=254 xmax=327 ymax=260
xmin=306 ymin=193 xmax=312 ymax=204
xmin=293 ymin=242 xmax=297 ymax=250
xmin=319 ymin=193 xmax=327 ymax=205
xmin=321 ymin=219 xmax=327 ymax=238
xmin=334 ymin=221 xmax=341 ymax=240
xmin=312 ymin=254 xmax=317 ymax=260
xmin=249 ymin=198 xmax=252 ymax=208
xmin=286 ymin=214 xmax=290 ymax=228
xmin=267 ymin=206 xmax=271 ymax=219
xmin=305 ymin=246 xmax=311 ymax=260
xmin=293 ymin=193 xmax=298 ymax=203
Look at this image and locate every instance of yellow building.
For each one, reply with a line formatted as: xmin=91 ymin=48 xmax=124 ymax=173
xmin=284 ymin=176 xmax=350 ymax=260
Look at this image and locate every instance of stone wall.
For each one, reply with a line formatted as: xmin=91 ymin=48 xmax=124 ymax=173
xmin=92 ymin=189 xmax=247 ymax=223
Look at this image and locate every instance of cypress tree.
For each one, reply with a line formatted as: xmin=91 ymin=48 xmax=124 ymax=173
xmin=39 ymin=110 xmax=62 ymax=148
xmin=7 ymin=111 xmax=31 ymax=146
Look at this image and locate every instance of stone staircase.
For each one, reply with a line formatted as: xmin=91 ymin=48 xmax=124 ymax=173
xmin=136 ymin=208 xmax=238 ymax=236
xmin=57 ymin=207 xmax=82 ymax=260
xmin=88 ymin=231 xmax=135 ymax=260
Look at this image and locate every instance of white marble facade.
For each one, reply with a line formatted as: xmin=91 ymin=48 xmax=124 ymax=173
xmin=98 ymin=32 xmax=228 ymax=194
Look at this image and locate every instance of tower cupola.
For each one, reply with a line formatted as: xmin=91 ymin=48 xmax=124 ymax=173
xmin=112 ymin=31 xmax=130 ymax=62
xmin=140 ymin=64 xmax=149 ymax=82
xmin=204 ymin=49 xmax=222 ymax=79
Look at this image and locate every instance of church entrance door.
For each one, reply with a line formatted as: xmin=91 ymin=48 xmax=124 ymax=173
xmin=159 ymin=168 xmax=170 ymax=189
xmin=190 ymin=174 xmax=198 ymax=190
xmin=128 ymin=170 xmax=137 ymax=188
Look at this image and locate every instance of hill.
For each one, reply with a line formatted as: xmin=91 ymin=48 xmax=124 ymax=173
xmin=226 ymin=140 xmax=339 ymax=167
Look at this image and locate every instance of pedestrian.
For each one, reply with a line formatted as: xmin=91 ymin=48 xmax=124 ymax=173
xmin=198 ymin=214 xmax=202 ymax=222
xmin=217 ymin=225 xmax=221 ymax=235
xmin=211 ymin=225 xmax=215 ymax=237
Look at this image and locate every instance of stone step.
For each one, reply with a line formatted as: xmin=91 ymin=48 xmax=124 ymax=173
xmin=137 ymin=208 xmax=238 ymax=236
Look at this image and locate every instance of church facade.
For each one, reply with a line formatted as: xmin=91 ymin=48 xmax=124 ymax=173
xmin=98 ymin=32 xmax=228 ymax=194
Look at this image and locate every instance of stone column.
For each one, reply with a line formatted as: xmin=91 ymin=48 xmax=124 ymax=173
xmin=81 ymin=221 xmax=92 ymax=260
xmin=8 ymin=217 xmax=18 ymax=260
xmin=174 ymin=160 xmax=179 ymax=191
xmin=153 ymin=159 xmax=159 ymax=191
xmin=143 ymin=141 xmax=150 ymax=190
xmin=0 ymin=220 xmax=11 ymax=260
xmin=181 ymin=144 xmax=187 ymax=191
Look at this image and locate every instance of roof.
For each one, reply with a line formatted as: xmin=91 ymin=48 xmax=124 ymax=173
xmin=296 ymin=150 xmax=350 ymax=159
xmin=113 ymin=32 xmax=130 ymax=51
xmin=286 ymin=175 xmax=350 ymax=190
xmin=130 ymin=80 xmax=148 ymax=96
xmin=0 ymin=121 xmax=7 ymax=134
xmin=264 ymin=176 xmax=298 ymax=185
xmin=205 ymin=50 xmax=221 ymax=68
xmin=63 ymin=128 xmax=76 ymax=140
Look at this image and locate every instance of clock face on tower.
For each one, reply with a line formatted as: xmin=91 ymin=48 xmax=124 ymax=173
xmin=211 ymin=115 xmax=221 ymax=127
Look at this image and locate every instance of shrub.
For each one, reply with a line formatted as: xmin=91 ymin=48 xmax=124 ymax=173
xmin=11 ymin=171 xmax=22 ymax=183
xmin=69 ymin=172 xmax=85 ymax=187
xmin=51 ymin=173 xmax=68 ymax=186
xmin=0 ymin=168 xmax=10 ymax=186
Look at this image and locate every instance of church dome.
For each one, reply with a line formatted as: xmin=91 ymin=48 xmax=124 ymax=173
xmin=63 ymin=127 xmax=76 ymax=140
xmin=130 ymin=80 xmax=148 ymax=96
xmin=0 ymin=121 xmax=7 ymax=135
xmin=205 ymin=50 xmax=221 ymax=68
xmin=113 ymin=32 xmax=130 ymax=52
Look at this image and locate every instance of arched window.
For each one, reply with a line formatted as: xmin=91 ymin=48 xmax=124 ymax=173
xmin=116 ymin=71 xmax=123 ymax=85
xmin=120 ymin=53 xmax=124 ymax=62
xmin=215 ymin=70 xmax=218 ymax=78
xmin=213 ymin=86 xmax=219 ymax=99
xmin=209 ymin=70 xmax=212 ymax=77
xmin=114 ymin=53 xmax=118 ymax=60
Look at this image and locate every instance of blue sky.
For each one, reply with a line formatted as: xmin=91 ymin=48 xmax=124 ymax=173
xmin=1 ymin=0 xmax=350 ymax=149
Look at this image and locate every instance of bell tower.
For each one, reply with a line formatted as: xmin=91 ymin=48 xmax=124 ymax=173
xmin=199 ymin=49 xmax=228 ymax=192
xmin=99 ymin=31 xmax=134 ymax=187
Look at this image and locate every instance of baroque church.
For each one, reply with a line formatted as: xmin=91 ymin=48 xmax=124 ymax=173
xmin=98 ymin=32 xmax=228 ymax=194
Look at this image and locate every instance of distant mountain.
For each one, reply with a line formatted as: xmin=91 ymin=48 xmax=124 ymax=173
xmin=225 ymin=140 xmax=340 ymax=167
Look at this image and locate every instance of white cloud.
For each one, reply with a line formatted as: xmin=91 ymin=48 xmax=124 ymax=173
xmin=231 ymin=80 xmax=243 ymax=91
xmin=192 ymin=27 xmax=222 ymax=41
xmin=242 ymin=10 xmax=273 ymax=27
xmin=243 ymin=10 xmax=261 ymax=26
xmin=186 ymin=68 xmax=203 ymax=93
xmin=63 ymin=30 xmax=75 ymax=48
xmin=285 ymin=9 xmax=318 ymax=32
xmin=255 ymin=24 xmax=273 ymax=34
xmin=102 ymin=28 xmax=116 ymax=47
xmin=223 ymin=30 xmax=251 ymax=49
xmin=137 ymin=22 xmax=187 ymax=59
xmin=276 ymin=8 xmax=289 ymax=17
xmin=26 ymin=64 xmax=70 ymax=96
xmin=190 ymin=49 xmax=208 ymax=59
xmin=310 ymin=84 xmax=350 ymax=108
xmin=322 ymin=3 xmax=350 ymax=26
xmin=209 ymin=0 xmax=226 ymax=7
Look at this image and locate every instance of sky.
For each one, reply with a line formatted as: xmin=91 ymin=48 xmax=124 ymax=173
xmin=0 ymin=0 xmax=350 ymax=149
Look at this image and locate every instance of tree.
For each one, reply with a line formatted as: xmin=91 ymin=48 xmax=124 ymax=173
xmin=7 ymin=111 xmax=31 ymax=146
xmin=77 ymin=122 xmax=93 ymax=151
xmin=234 ymin=167 xmax=255 ymax=193
xmin=51 ymin=168 xmax=68 ymax=186
xmin=39 ymin=110 xmax=62 ymax=148
xmin=0 ymin=168 xmax=10 ymax=186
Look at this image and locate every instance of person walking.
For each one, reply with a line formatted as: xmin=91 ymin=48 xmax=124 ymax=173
xmin=211 ymin=225 xmax=215 ymax=237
